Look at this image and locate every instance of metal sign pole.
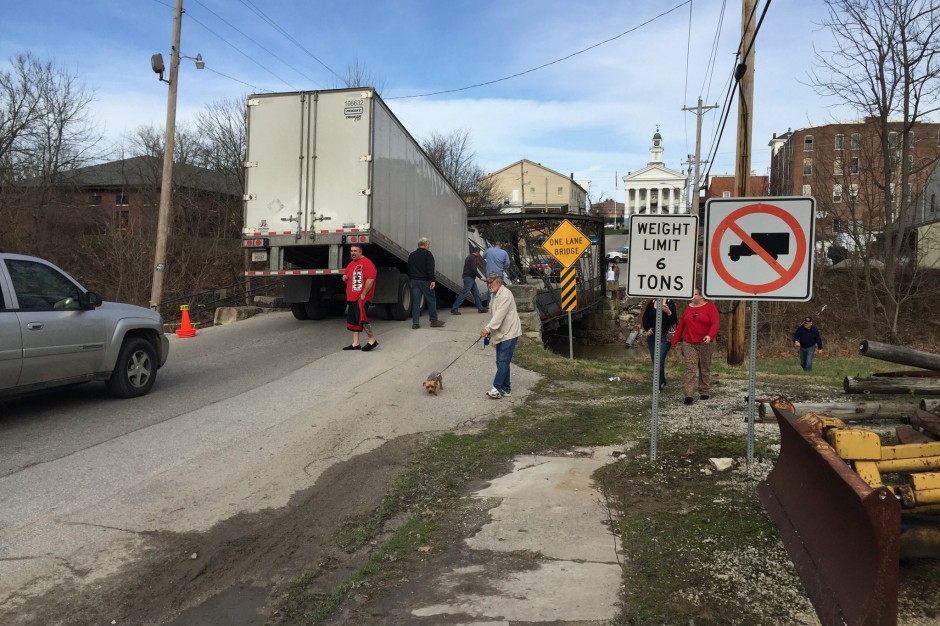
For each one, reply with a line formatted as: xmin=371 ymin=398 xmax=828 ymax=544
xmin=746 ymin=300 xmax=758 ymax=468
xmin=650 ymin=304 xmax=663 ymax=461
xmin=568 ymin=312 xmax=574 ymax=360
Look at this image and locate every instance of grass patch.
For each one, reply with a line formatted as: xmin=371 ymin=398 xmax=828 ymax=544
xmin=272 ymin=338 xmax=940 ymax=625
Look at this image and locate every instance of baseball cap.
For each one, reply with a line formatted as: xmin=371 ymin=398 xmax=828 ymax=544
xmin=804 ymin=317 xmax=812 ymax=323
xmin=485 ymin=271 xmax=501 ymax=283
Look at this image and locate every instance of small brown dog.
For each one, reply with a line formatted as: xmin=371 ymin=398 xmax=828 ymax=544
xmin=423 ymin=372 xmax=443 ymax=395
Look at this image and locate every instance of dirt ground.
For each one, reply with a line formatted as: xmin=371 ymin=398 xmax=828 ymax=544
xmin=8 ymin=433 xmax=431 ymax=626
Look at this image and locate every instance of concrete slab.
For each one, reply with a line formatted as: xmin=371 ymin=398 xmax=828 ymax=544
xmin=413 ymin=446 xmax=622 ymax=624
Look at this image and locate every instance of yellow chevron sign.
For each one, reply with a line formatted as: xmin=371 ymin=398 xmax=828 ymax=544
xmin=543 ymin=219 xmax=590 ymax=268
xmin=560 ymin=267 xmax=577 ymax=311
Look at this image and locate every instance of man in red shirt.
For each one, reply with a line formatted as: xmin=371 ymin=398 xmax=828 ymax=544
xmin=342 ymin=245 xmax=378 ymax=351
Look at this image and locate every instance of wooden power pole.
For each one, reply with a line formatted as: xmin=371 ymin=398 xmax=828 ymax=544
xmin=728 ymin=0 xmax=757 ymax=366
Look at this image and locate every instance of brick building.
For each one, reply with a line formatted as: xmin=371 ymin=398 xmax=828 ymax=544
xmin=768 ymin=119 xmax=940 ymax=246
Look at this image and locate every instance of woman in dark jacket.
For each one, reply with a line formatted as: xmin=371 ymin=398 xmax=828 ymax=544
xmin=641 ymin=298 xmax=678 ymax=391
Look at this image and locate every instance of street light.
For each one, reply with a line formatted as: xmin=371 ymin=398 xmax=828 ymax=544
xmin=148 ymin=0 xmax=203 ymax=310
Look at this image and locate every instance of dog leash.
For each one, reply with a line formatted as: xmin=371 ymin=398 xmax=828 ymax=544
xmin=439 ymin=336 xmax=483 ymax=375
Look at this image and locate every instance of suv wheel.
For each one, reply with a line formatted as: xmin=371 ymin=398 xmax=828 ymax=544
xmin=106 ymin=337 xmax=158 ymax=398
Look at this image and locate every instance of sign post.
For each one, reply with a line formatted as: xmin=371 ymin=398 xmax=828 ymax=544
xmin=703 ymin=197 xmax=816 ymax=466
xmin=542 ymin=219 xmax=592 ymax=360
xmin=627 ymin=214 xmax=699 ymax=461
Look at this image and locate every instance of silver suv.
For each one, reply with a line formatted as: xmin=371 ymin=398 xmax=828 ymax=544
xmin=0 ymin=253 xmax=170 ymax=398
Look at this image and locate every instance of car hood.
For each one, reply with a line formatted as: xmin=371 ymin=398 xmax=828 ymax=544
xmin=98 ymin=301 xmax=164 ymax=326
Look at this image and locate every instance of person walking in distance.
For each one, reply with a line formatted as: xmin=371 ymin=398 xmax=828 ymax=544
xmin=408 ymin=237 xmax=444 ymax=330
xmin=793 ymin=316 xmax=823 ymax=371
xmin=671 ymin=287 xmax=720 ymax=405
xmin=341 ymin=244 xmax=378 ymax=351
xmin=451 ymin=246 xmax=488 ymax=315
xmin=481 ymin=272 xmax=522 ymax=399
xmin=484 ymin=240 xmax=511 ymax=280
xmin=641 ymin=297 xmax=678 ymax=391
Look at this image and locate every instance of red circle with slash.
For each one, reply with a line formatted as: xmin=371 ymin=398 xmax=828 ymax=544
xmin=710 ymin=203 xmax=807 ymax=294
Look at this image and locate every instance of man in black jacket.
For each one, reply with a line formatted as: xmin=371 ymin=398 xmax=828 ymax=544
xmin=450 ymin=246 xmax=488 ymax=315
xmin=793 ymin=316 xmax=823 ymax=371
xmin=408 ymin=237 xmax=445 ymax=329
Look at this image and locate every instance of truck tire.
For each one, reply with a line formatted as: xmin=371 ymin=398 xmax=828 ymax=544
xmin=290 ymin=303 xmax=309 ymax=320
xmin=304 ymin=298 xmax=326 ymax=320
xmin=388 ymin=275 xmax=412 ymax=321
xmin=106 ymin=337 xmax=158 ymax=398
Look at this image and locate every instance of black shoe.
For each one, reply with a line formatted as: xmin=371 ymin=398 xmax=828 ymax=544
xmin=430 ymin=320 xmax=446 ymax=328
xmin=684 ymin=397 xmax=694 ymax=405
xmin=362 ymin=341 xmax=378 ymax=352
xmin=342 ymin=344 xmax=361 ymax=350
xmin=450 ymin=309 xmax=461 ymax=315
xmin=700 ymin=395 xmax=710 ymax=400
xmin=659 ymin=381 xmax=667 ymax=391
xmin=412 ymin=324 xmax=419 ymax=329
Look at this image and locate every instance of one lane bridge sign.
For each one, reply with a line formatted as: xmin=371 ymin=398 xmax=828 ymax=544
xmin=703 ymin=196 xmax=816 ymax=301
xmin=627 ymin=214 xmax=698 ymax=299
xmin=542 ymin=219 xmax=591 ymax=268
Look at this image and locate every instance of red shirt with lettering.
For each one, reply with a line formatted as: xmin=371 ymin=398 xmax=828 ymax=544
xmin=344 ymin=256 xmax=377 ymax=301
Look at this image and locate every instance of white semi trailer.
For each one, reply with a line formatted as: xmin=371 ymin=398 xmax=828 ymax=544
xmin=241 ymin=88 xmax=468 ymax=320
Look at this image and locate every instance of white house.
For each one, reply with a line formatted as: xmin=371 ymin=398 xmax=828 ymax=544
xmin=622 ymin=129 xmax=688 ymax=220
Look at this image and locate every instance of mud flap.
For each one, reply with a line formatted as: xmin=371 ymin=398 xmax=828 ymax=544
xmin=758 ymin=407 xmax=900 ymax=626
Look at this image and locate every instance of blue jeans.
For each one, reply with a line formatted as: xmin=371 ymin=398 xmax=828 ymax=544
xmin=493 ymin=337 xmax=518 ymax=394
xmin=411 ymin=279 xmax=438 ymax=324
xmin=800 ymin=346 xmax=816 ymax=371
xmin=452 ymin=276 xmax=484 ymax=311
xmin=646 ymin=335 xmax=671 ymax=387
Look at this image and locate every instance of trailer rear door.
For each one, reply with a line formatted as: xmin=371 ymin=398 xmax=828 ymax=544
xmin=307 ymin=90 xmax=371 ymax=230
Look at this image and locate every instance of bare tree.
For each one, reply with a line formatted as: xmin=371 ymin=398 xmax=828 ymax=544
xmin=0 ymin=53 xmax=103 ymax=255
xmin=195 ymin=96 xmax=246 ymax=193
xmin=338 ymin=56 xmax=385 ymax=93
xmin=810 ymin=0 xmax=940 ymax=340
xmin=421 ymin=129 xmax=498 ymax=216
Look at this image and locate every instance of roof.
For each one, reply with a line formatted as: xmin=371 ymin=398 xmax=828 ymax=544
xmin=34 ymin=156 xmax=240 ymax=196
xmin=484 ymin=159 xmax=588 ymax=194
xmin=704 ymin=175 xmax=769 ymax=199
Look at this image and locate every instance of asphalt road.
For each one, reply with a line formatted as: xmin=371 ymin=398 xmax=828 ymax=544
xmin=0 ymin=310 xmax=536 ymax=618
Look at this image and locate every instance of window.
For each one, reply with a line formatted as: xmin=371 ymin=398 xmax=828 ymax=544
xmin=89 ymin=194 xmax=102 ymax=206
xmin=937 ymin=131 xmax=940 ymax=147
xmin=803 ymin=158 xmax=812 ymax=176
xmin=888 ymin=131 xmax=899 ymax=148
xmin=116 ymin=193 xmax=129 ymax=206
xmin=850 ymin=157 xmax=859 ymax=174
xmin=722 ymin=191 xmax=731 ymax=198
xmin=833 ymin=184 xmax=843 ymax=203
xmin=834 ymin=134 xmax=844 ymax=150
xmin=803 ymin=135 xmax=814 ymax=151
xmin=834 ymin=158 xmax=843 ymax=176
xmin=849 ymin=183 xmax=859 ymax=199
xmin=802 ymin=184 xmax=812 ymax=196
xmin=557 ymin=186 xmax=563 ymax=195
xmin=7 ymin=259 xmax=82 ymax=311
xmin=851 ymin=133 xmax=861 ymax=150
xmin=115 ymin=210 xmax=129 ymax=231
xmin=907 ymin=154 xmax=914 ymax=170
xmin=833 ymin=218 xmax=844 ymax=233
xmin=932 ymin=193 xmax=937 ymax=212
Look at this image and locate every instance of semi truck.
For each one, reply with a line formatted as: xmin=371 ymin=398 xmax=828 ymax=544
xmin=241 ymin=88 xmax=468 ymax=321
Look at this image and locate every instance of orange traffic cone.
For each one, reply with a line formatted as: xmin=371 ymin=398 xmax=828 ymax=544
xmin=176 ymin=304 xmax=197 ymax=338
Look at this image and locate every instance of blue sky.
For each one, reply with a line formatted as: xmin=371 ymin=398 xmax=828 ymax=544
xmin=0 ymin=0 xmax=852 ymax=201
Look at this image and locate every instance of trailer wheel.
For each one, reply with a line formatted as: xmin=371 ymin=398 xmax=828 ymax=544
xmin=304 ymin=298 xmax=326 ymax=320
xmin=388 ymin=275 xmax=412 ymax=321
xmin=290 ymin=303 xmax=309 ymax=320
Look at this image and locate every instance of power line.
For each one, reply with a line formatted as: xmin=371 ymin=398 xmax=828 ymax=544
xmin=387 ymin=1 xmax=692 ymax=100
xmin=191 ymin=0 xmax=322 ymax=87
xmin=237 ymin=0 xmax=344 ymax=83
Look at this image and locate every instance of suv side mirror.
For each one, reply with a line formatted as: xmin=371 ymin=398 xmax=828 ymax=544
xmin=83 ymin=291 xmax=104 ymax=310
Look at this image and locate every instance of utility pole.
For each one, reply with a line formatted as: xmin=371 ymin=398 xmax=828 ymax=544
xmin=727 ymin=0 xmax=757 ymax=366
xmin=149 ymin=0 xmax=183 ymax=310
xmin=682 ymin=98 xmax=719 ymax=216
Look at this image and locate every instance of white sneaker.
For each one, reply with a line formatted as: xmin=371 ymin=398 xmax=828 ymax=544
xmin=486 ymin=388 xmax=502 ymax=399
xmin=500 ymin=391 xmax=511 ymax=397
